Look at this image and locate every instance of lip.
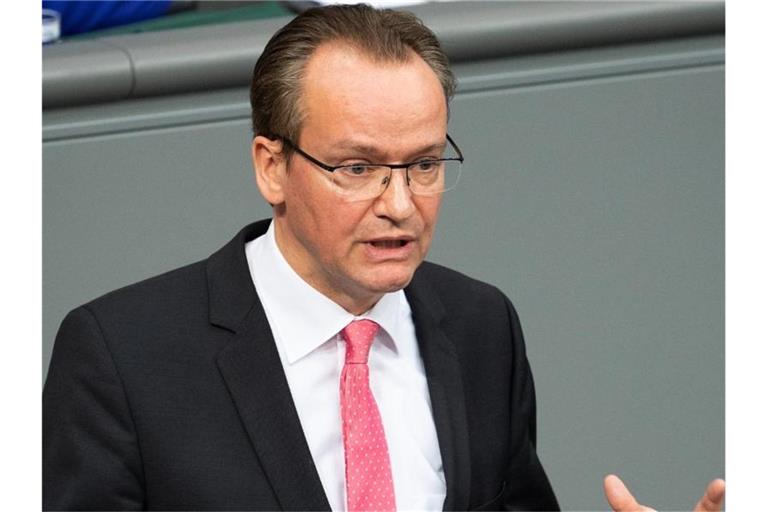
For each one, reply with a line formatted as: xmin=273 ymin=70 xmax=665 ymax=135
xmin=362 ymin=236 xmax=417 ymax=261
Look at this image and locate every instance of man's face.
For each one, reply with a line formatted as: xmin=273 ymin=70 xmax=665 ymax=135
xmin=270 ymin=42 xmax=448 ymax=313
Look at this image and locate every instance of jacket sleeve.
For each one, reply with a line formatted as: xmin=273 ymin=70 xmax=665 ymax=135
xmin=502 ymin=295 xmax=561 ymax=511
xmin=43 ymin=306 xmax=145 ymax=511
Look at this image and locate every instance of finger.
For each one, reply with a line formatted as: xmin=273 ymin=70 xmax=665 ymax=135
xmin=603 ymin=474 xmax=657 ymax=512
xmin=693 ymin=479 xmax=726 ymax=512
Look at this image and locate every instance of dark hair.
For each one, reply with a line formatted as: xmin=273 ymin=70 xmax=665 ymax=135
xmin=249 ymin=3 xmax=456 ymax=151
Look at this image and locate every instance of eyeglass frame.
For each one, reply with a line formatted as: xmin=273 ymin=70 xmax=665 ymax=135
xmin=277 ymin=133 xmax=465 ymax=195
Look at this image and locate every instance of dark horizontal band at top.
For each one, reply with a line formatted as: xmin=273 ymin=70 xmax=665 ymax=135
xmin=42 ymin=1 xmax=724 ymax=109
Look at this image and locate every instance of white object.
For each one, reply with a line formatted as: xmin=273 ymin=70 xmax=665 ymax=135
xmin=42 ymin=9 xmax=61 ymax=44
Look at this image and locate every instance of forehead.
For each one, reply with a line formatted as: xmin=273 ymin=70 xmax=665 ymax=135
xmin=299 ymin=42 xmax=448 ymax=153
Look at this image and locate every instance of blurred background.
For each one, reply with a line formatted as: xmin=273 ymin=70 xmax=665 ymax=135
xmin=42 ymin=1 xmax=724 ymax=510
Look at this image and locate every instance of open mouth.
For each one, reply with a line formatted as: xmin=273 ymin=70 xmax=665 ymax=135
xmin=369 ymin=240 xmax=409 ymax=248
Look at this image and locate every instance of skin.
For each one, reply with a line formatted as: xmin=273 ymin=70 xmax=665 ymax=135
xmin=251 ymin=39 xmax=726 ymax=512
xmin=252 ymin=42 xmax=446 ymax=315
xmin=604 ymin=474 xmax=725 ymax=511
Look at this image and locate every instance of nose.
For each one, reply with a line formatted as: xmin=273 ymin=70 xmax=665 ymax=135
xmin=372 ymin=168 xmax=416 ymax=222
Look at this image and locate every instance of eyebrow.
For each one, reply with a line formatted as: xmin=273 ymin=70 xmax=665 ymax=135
xmin=331 ymin=140 xmax=448 ymax=161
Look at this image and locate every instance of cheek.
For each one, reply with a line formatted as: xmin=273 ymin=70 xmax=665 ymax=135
xmin=291 ymin=197 xmax=369 ymax=258
xmin=285 ymin=175 xmax=334 ymax=233
xmin=409 ymin=198 xmax=441 ymax=260
xmin=418 ymin=196 xmax=442 ymax=233
xmin=315 ymin=224 xmax=351 ymax=259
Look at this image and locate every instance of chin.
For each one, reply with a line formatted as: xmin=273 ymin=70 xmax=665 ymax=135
xmin=366 ymin=268 xmax=416 ymax=294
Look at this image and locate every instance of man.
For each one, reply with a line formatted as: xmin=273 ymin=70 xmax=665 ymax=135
xmin=43 ymin=4 xmax=724 ymax=511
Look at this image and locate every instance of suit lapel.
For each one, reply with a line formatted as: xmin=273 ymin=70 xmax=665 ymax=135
xmin=406 ymin=271 xmax=472 ymax=511
xmin=206 ymin=222 xmax=471 ymax=511
xmin=208 ymin=221 xmax=331 ymax=511
xmin=216 ymin=304 xmax=330 ymax=511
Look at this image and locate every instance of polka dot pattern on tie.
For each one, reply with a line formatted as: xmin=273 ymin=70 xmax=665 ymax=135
xmin=340 ymin=319 xmax=396 ymax=512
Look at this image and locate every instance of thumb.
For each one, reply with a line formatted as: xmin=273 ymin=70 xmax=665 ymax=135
xmin=693 ymin=478 xmax=725 ymax=511
xmin=604 ymin=474 xmax=656 ymax=512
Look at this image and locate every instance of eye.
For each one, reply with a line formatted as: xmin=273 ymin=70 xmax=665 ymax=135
xmin=413 ymin=160 xmax=440 ymax=172
xmin=348 ymin=164 xmax=368 ymax=175
xmin=339 ymin=164 xmax=376 ymax=177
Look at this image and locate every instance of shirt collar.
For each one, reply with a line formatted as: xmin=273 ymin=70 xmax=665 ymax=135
xmin=245 ymin=220 xmax=402 ymax=365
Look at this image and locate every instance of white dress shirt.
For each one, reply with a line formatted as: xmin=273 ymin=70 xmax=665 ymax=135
xmin=244 ymin=221 xmax=446 ymax=511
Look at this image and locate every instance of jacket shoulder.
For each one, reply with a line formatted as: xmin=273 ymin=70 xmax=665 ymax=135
xmin=415 ymin=260 xmax=509 ymax=305
xmin=412 ymin=261 xmax=523 ymax=334
xmin=83 ymin=259 xmax=208 ymax=315
xmin=64 ymin=259 xmax=214 ymax=352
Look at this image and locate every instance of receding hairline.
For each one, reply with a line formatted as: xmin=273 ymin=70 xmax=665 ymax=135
xmin=291 ymin=39 xmax=450 ymax=144
xmin=249 ymin=3 xmax=457 ymax=150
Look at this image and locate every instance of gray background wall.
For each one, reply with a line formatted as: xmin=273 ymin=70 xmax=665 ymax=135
xmin=43 ymin=3 xmax=724 ymax=510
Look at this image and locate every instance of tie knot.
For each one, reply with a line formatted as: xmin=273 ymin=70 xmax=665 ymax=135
xmin=342 ymin=319 xmax=380 ymax=364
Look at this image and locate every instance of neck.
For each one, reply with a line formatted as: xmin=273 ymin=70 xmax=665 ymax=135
xmin=272 ymin=219 xmax=382 ymax=316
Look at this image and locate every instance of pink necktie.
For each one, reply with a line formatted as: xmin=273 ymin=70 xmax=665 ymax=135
xmin=340 ymin=319 xmax=396 ymax=512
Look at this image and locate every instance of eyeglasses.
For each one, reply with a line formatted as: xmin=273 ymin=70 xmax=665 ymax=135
xmin=279 ymin=134 xmax=465 ymax=202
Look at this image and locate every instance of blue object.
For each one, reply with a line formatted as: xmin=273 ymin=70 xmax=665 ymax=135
xmin=42 ymin=1 xmax=172 ymax=37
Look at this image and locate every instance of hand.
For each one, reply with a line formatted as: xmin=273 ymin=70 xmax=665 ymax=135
xmin=603 ymin=474 xmax=725 ymax=512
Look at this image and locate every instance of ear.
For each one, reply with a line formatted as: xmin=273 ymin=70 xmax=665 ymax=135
xmin=251 ymin=135 xmax=287 ymax=205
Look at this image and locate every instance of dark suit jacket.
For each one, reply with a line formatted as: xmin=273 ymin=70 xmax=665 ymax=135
xmin=43 ymin=219 xmax=559 ymax=511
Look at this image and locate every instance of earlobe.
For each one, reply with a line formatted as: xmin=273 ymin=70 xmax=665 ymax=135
xmin=252 ymin=135 xmax=287 ymax=205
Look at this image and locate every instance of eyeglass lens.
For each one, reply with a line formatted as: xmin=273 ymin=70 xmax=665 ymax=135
xmin=331 ymin=160 xmax=462 ymax=202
